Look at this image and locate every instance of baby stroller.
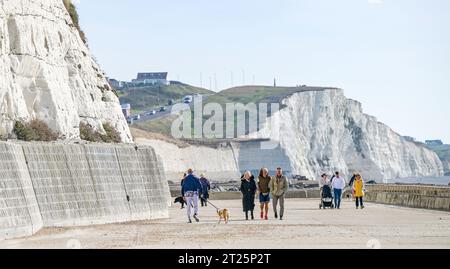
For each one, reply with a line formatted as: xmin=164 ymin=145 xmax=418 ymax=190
xmin=319 ymin=185 xmax=334 ymax=209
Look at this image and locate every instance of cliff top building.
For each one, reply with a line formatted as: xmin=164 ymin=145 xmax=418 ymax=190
xmin=402 ymin=136 xmax=416 ymax=142
xmin=132 ymin=72 xmax=169 ymax=86
xmin=121 ymin=104 xmax=131 ymax=118
xmin=426 ymin=140 xmax=444 ymax=146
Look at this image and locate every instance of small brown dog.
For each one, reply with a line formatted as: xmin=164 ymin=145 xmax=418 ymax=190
xmin=217 ymin=209 xmax=230 ymax=224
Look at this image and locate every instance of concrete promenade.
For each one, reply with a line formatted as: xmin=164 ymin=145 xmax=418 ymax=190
xmin=1 ymin=199 xmax=449 ymax=249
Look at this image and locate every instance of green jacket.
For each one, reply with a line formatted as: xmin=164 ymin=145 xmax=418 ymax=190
xmin=269 ymin=176 xmax=289 ymax=197
xmin=258 ymin=176 xmax=271 ymax=194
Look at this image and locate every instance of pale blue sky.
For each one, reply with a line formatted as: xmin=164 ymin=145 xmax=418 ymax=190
xmin=76 ymin=0 xmax=450 ymax=143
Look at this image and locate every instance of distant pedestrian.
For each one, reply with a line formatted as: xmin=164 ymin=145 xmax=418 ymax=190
xmin=181 ymin=169 xmax=203 ymax=223
xmin=258 ymin=168 xmax=271 ymax=220
xmin=319 ymin=173 xmax=331 ymax=196
xmin=240 ymin=171 xmax=257 ymax=220
xmin=319 ymin=173 xmax=331 ymax=189
xmin=269 ymin=168 xmax=289 ymax=220
xmin=199 ymin=173 xmax=211 ymax=207
xmin=349 ymin=173 xmax=357 ymax=200
xmin=353 ymin=173 xmax=366 ymax=209
xmin=179 ymin=173 xmax=188 ymax=209
xmin=331 ymin=171 xmax=346 ymax=209
xmin=348 ymin=173 xmax=357 ymax=186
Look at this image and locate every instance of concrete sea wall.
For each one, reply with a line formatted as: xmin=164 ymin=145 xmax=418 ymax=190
xmin=365 ymin=185 xmax=450 ymax=211
xmin=0 ymin=141 xmax=170 ymax=240
xmin=170 ymin=185 xmax=449 ymax=212
xmin=0 ymin=142 xmax=42 ymax=239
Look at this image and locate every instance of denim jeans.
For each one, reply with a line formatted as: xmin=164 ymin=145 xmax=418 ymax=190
xmin=334 ymin=189 xmax=343 ymax=209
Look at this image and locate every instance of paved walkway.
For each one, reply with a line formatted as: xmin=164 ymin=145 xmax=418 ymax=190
xmin=1 ymin=199 xmax=449 ymax=249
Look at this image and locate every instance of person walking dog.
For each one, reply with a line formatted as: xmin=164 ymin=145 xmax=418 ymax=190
xmin=181 ymin=168 xmax=203 ymax=223
xmin=269 ymin=168 xmax=289 ymax=220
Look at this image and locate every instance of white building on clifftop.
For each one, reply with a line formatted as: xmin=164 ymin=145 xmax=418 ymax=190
xmin=132 ymin=72 xmax=169 ymax=86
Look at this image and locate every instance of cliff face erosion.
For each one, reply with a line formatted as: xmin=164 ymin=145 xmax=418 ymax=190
xmin=249 ymin=89 xmax=444 ymax=180
xmin=137 ymin=89 xmax=443 ymax=182
xmin=0 ymin=0 xmax=442 ymax=181
xmin=0 ymin=0 xmax=132 ymax=142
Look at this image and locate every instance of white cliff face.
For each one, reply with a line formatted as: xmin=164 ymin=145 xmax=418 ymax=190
xmin=250 ymin=89 xmax=444 ymax=181
xmin=0 ymin=0 xmax=132 ymax=142
xmin=134 ymin=89 xmax=443 ymax=182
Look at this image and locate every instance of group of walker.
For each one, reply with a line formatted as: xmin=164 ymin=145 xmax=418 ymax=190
xmin=180 ymin=167 xmax=366 ymax=223
xmin=320 ymin=171 xmax=366 ymax=210
xmin=240 ymin=167 xmax=288 ymax=221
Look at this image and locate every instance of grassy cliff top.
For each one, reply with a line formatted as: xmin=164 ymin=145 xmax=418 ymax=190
xmin=119 ymin=84 xmax=213 ymax=113
xmin=208 ymin=85 xmax=338 ymax=106
xmin=131 ymin=85 xmax=337 ymax=139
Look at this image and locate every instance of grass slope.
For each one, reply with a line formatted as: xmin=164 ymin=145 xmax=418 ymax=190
xmin=119 ymin=84 xmax=213 ymax=114
xmin=207 ymin=85 xmax=335 ymax=105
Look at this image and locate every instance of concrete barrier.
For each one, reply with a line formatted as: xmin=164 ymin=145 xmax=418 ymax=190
xmin=0 ymin=142 xmax=170 ymax=240
xmin=172 ymin=184 xmax=450 ymax=212
xmin=84 ymin=144 xmax=132 ymax=224
xmin=23 ymin=143 xmax=103 ymax=226
xmin=0 ymin=142 xmax=42 ymax=240
xmin=154 ymin=155 xmax=171 ymax=207
xmin=136 ymin=148 xmax=170 ymax=218
xmin=365 ymin=185 xmax=450 ymax=211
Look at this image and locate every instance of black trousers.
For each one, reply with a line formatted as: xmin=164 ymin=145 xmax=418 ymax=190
xmin=201 ymin=198 xmax=208 ymax=207
xmin=356 ymin=197 xmax=364 ymax=207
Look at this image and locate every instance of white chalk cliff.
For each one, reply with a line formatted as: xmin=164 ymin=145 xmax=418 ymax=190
xmin=0 ymin=0 xmax=132 ymax=142
xmin=136 ymin=89 xmax=443 ymax=182
xmin=249 ymin=89 xmax=444 ymax=180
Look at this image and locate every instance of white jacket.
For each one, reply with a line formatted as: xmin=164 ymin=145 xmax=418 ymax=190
xmin=332 ymin=176 xmax=346 ymax=190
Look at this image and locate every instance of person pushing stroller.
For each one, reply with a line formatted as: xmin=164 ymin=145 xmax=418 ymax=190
xmin=181 ymin=168 xmax=203 ymax=223
xmin=319 ymin=173 xmax=334 ymax=209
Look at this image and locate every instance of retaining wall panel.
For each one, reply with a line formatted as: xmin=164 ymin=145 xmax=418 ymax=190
xmin=84 ymin=144 xmax=131 ymax=223
xmin=0 ymin=142 xmax=42 ymax=239
xmin=137 ymin=148 xmax=170 ymax=219
xmin=22 ymin=144 xmax=80 ymax=226
xmin=62 ymin=144 xmax=101 ymax=224
xmin=115 ymin=146 xmax=152 ymax=221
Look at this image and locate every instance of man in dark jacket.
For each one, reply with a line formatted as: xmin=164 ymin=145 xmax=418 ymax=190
xmin=182 ymin=168 xmax=203 ymax=223
xmin=199 ymin=173 xmax=211 ymax=207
